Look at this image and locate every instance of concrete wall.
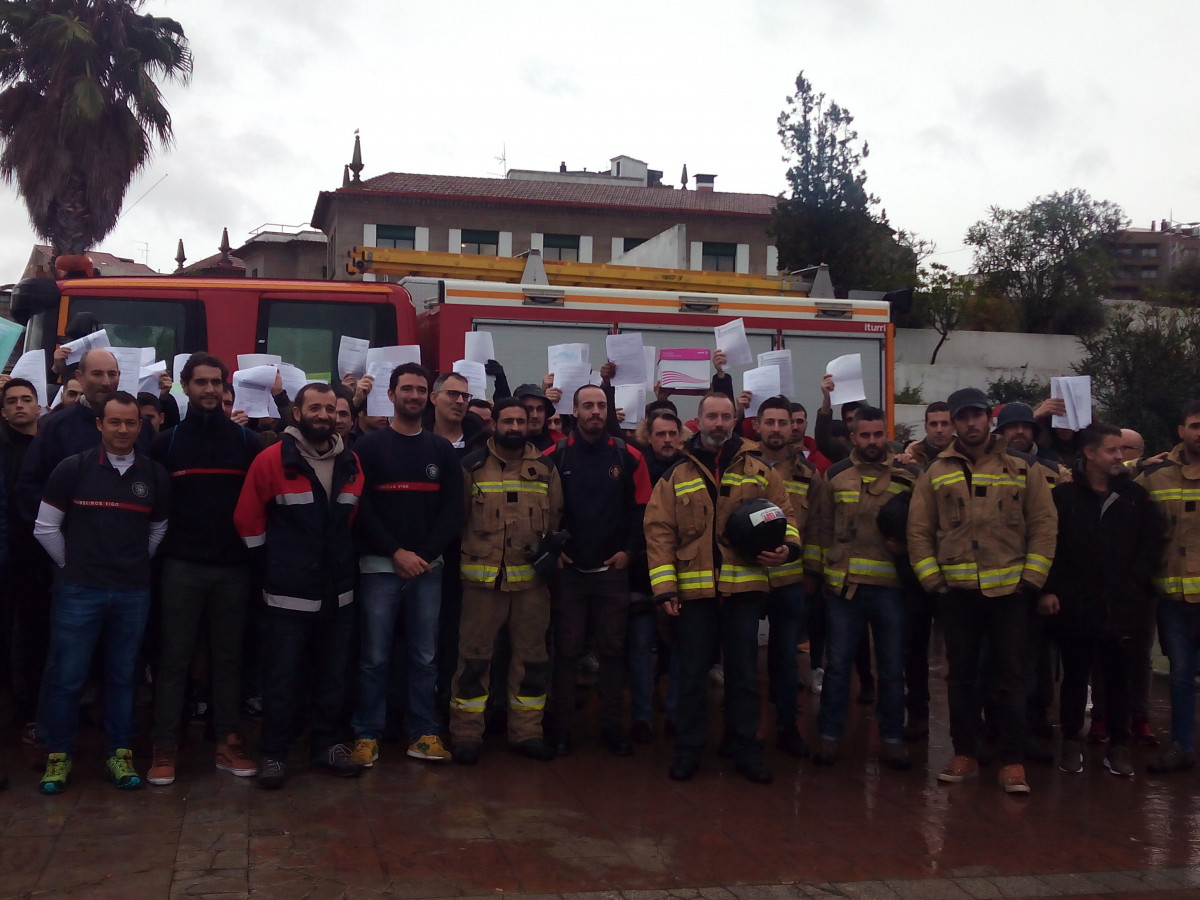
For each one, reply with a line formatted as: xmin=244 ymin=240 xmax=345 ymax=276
xmin=894 ymin=328 xmax=1084 ymax=407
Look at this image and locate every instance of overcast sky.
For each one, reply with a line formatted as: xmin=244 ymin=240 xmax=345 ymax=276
xmin=3 ymin=0 xmax=1197 ymax=283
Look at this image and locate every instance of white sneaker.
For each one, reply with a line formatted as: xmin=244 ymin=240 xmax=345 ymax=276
xmin=811 ymin=667 xmax=825 ymax=695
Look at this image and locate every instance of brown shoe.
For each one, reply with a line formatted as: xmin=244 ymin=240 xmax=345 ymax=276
xmin=147 ymin=745 xmax=177 ymax=786
xmin=216 ymin=734 xmax=259 ymax=777
xmin=999 ymin=763 xmax=1030 ymax=794
xmin=937 ymin=755 xmax=979 ymax=783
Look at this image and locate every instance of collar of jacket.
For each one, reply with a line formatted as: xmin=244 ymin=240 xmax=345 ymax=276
xmin=485 ymin=436 xmax=545 ymax=467
xmin=681 ymin=433 xmax=748 ymax=482
xmin=1069 ymin=457 xmax=1132 ymax=495
xmin=1167 ymin=443 xmax=1200 ymax=481
xmin=942 ymin=433 xmax=1009 ymax=463
xmin=183 ymin=402 xmax=227 ymax=428
xmin=565 ymin=430 xmax=615 ymax=452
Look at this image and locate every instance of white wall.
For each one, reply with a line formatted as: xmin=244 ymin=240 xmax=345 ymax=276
xmin=894 ymin=328 xmax=1084 ymax=405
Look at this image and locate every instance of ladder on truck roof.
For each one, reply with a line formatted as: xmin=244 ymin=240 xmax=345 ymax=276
xmin=347 ymin=246 xmax=831 ymax=298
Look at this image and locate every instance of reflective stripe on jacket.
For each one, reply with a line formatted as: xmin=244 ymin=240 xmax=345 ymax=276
xmin=765 ymin=451 xmax=823 ymax=588
xmin=460 ymin=439 xmax=563 ymax=591
xmin=1137 ymin=444 xmax=1200 ymax=602
xmin=907 ymin=435 xmax=1057 ymax=597
xmin=816 ymin=450 xmax=917 ymax=598
xmin=644 ymin=439 xmax=799 ymax=602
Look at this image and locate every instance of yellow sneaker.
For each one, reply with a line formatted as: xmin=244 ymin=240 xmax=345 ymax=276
xmin=350 ymin=738 xmax=379 ymax=768
xmin=407 ymin=734 xmax=452 ymax=762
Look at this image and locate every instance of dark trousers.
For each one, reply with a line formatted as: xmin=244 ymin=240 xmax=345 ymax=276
xmin=1025 ymin=609 xmax=1056 ymax=732
xmin=548 ymin=567 xmax=630 ymax=736
xmin=1057 ymin=632 xmax=1137 ymax=744
xmin=808 ymin=588 xmax=874 ymax=688
xmin=259 ymin=601 xmax=355 ymax=758
xmin=674 ymin=594 xmax=764 ymax=766
xmin=939 ymin=589 xmax=1028 ymax=765
xmin=766 ymin=581 xmax=805 ymax=730
xmin=152 ymin=559 xmax=252 ymax=744
xmin=6 ymin=545 xmax=53 ymax=723
xmin=904 ymin=589 xmax=935 ymax=720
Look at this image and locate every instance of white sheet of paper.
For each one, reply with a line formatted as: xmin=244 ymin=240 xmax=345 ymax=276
xmin=605 ymin=333 xmax=647 ymax=387
xmin=138 ymin=360 xmax=166 ymax=395
xmin=337 ymin=336 xmax=370 ymax=379
xmin=364 ymin=345 xmax=421 ymax=416
xmin=139 ymin=347 xmax=157 ymax=366
xmin=232 ymin=365 xmax=279 ymax=419
xmin=463 ymin=331 xmax=495 ymax=365
xmin=714 ymin=319 xmax=753 ymax=368
xmin=0 ymin=317 xmax=25 ymax=367
xmin=452 ymin=359 xmax=487 ymax=401
xmin=278 ymin=362 xmax=309 ymax=400
xmin=614 ymin=384 xmax=646 ymax=426
xmin=10 ymin=349 xmax=47 ymax=406
xmin=1051 ymin=376 xmax=1092 ymax=431
xmin=62 ymin=329 xmax=109 ymax=366
xmin=742 ymin=366 xmax=782 ymax=417
xmin=757 ymin=349 xmax=795 ymax=399
xmin=643 ymin=346 xmax=658 ymax=393
xmin=237 ymin=353 xmax=281 ymax=371
xmin=548 ymin=343 xmax=588 ymax=372
xmin=552 ymin=364 xmax=592 ymax=415
xmin=826 ymin=353 xmax=867 ymax=405
xmin=107 ymin=347 xmax=141 ymax=394
xmin=172 ymin=353 xmax=191 ymax=386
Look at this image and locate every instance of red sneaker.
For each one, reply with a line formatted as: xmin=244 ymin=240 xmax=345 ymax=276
xmin=1132 ymin=715 xmax=1159 ymax=747
xmin=1086 ymin=713 xmax=1109 ymax=744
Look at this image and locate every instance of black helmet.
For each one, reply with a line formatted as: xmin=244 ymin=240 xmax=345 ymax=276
xmin=724 ymin=498 xmax=788 ymax=559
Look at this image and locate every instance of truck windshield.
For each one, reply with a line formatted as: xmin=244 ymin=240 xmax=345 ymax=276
xmin=259 ymin=300 xmax=396 ymax=381
xmin=65 ymin=296 xmax=199 ymax=363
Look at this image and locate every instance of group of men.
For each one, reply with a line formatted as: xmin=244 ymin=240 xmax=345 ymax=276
xmin=2 ymin=342 xmax=1199 ymax=800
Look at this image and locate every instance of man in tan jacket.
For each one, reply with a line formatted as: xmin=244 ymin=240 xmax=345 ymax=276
xmin=645 ymin=392 xmax=800 ymax=785
xmin=908 ymin=387 xmax=1057 ymax=795
xmin=811 ymin=406 xmax=920 ymax=771
xmin=449 ymin=398 xmax=563 ymax=765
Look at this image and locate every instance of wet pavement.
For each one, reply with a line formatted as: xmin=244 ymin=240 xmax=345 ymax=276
xmin=2 ymin=652 xmax=1199 ymax=900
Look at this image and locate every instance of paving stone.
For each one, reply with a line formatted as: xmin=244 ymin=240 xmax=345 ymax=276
xmin=886 ymin=878 xmax=973 ymax=899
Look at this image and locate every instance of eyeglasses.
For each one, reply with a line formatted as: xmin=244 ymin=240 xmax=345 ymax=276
xmin=440 ymin=390 xmax=472 ymax=402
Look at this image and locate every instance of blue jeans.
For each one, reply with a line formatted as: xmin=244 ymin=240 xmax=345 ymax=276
xmin=352 ymin=566 xmax=443 ymax=742
xmin=43 ymin=581 xmax=150 ymax=757
xmin=1157 ymin=598 xmax=1200 ymax=752
xmin=627 ymin=595 xmax=657 ymax=724
xmin=818 ymin=585 xmax=906 ymax=744
xmin=766 ymin=581 xmax=806 ymax=730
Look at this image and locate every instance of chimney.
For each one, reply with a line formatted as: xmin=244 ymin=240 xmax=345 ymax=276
xmin=560 ymin=161 xmax=567 ymax=173
xmin=694 ymin=173 xmax=716 ymax=193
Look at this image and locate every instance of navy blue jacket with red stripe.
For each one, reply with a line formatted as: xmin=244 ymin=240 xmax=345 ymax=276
xmin=150 ymin=404 xmax=261 ymax=566
xmin=543 ymin=432 xmax=653 ymax=571
xmin=352 ymin=427 xmax=463 ymax=564
xmin=234 ymin=433 xmax=363 ymax=615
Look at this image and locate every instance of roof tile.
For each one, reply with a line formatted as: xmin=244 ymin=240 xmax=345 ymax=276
xmin=350 ymin=172 xmax=776 ymax=216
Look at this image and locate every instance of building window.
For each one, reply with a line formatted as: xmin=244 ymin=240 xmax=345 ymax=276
xmin=1115 ymin=267 xmax=1134 ymax=280
xmin=376 ymin=225 xmax=416 ymax=250
xmin=1139 ymin=245 xmax=1159 ymax=258
xmin=461 ymin=229 xmax=499 ymax=256
xmin=623 ymin=237 xmax=647 ymax=253
xmin=542 ymin=233 xmax=580 ymax=262
xmin=701 ymin=242 xmax=737 ymax=272
xmin=1141 ymin=267 xmax=1158 ymax=279
xmin=1116 ymin=245 xmax=1134 ymax=257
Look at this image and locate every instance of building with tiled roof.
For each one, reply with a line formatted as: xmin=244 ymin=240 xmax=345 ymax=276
xmin=310 ymin=139 xmax=780 ymax=281
xmin=21 ymin=244 xmax=158 ymax=280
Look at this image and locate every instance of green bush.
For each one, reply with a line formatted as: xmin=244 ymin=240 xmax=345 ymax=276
xmin=986 ymin=375 xmax=1050 ymax=407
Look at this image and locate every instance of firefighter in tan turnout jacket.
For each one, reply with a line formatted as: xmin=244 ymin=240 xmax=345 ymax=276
xmin=907 ymin=387 xmax=1057 ymax=795
xmin=645 ymin=392 xmax=801 ymax=785
xmin=1137 ymin=399 xmax=1200 ymax=774
xmin=449 ymin=398 xmax=563 ymax=765
xmin=810 ymin=405 xmax=919 ymax=770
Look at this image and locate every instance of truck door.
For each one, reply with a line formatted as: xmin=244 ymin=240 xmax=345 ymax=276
xmin=255 ymin=296 xmax=399 ymax=381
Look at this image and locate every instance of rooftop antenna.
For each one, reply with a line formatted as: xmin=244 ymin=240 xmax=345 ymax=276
xmin=490 ymin=144 xmax=508 ymax=178
xmin=132 ymin=241 xmax=149 ymax=265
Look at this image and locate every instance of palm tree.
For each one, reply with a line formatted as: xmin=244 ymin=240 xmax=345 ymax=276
xmin=0 ymin=0 xmax=191 ymax=259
